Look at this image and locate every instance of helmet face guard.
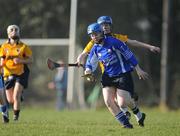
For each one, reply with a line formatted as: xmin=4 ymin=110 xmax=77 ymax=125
xmin=87 ymin=23 xmax=103 ymax=35
xmin=97 ymin=16 xmax=113 ymax=25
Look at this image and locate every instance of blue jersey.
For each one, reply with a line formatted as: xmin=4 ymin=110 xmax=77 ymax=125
xmin=85 ymin=37 xmax=138 ymax=77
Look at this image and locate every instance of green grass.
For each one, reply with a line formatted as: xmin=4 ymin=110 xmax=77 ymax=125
xmin=0 ymin=107 xmax=180 ymax=136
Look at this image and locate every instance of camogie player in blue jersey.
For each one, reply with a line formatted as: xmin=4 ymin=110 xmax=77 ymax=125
xmin=0 ymin=60 xmax=9 ymax=123
xmin=0 ymin=32 xmax=9 ymax=123
xmin=77 ymin=15 xmax=160 ymax=119
xmin=84 ymin=23 xmax=148 ymax=128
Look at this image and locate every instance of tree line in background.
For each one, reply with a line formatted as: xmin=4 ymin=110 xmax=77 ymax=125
xmin=0 ymin=0 xmax=179 ymax=108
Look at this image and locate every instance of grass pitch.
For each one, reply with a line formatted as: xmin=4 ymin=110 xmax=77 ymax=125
xmin=0 ymin=107 xmax=180 ymax=136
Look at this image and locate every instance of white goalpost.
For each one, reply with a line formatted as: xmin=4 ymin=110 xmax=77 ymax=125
xmin=67 ymin=0 xmax=86 ymax=109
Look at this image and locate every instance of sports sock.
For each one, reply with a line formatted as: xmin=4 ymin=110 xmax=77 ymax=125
xmin=13 ymin=110 xmax=20 ymax=117
xmin=0 ymin=105 xmax=8 ymax=117
xmin=115 ymin=111 xmax=130 ymax=126
xmin=131 ymin=106 xmax=142 ymax=121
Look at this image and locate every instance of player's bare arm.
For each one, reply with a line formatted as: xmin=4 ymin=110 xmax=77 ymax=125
xmin=76 ymin=51 xmax=88 ymax=65
xmin=126 ymin=39 xmax=161 ymax=53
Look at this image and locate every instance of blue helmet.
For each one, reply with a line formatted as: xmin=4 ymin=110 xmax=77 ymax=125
xmin=97 ymin=16 xmax=113 ymax=25
xmin=87 ymin=23 xmax=103 ymax=35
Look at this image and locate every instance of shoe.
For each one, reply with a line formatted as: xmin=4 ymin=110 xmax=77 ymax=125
xmin=122 ymin=123 xmax=133 ymax=129
xmin=13 ymin=115 xmax=19 ymax=121
xmin=138 ymin=113 xmax=146 ymax=127
xmin=2 ymin=115 xmax=9 ymax=123
xmin=125 ymin=111 xmax=131 ymax=120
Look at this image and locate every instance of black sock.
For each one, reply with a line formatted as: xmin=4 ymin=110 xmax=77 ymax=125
xmin=13 ymin=110 xmax=20 ymax=117
xmin=132 ymin=106 xmax=139 ymax=114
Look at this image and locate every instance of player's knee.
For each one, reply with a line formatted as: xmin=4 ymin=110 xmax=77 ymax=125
xmin=104 ymin=98 xmax=113 ymax=108
xmin=7 ymin=99 xmax=14 ymax=104
xmin=13 ymin=94 xmax=21 ymax=102
xmin=117 ymin=97 xmax=125 ymax=107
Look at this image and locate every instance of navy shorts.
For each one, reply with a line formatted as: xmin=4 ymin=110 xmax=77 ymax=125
xmin=4 ymin=65 xmax=30 ymax=90
xmin=101 ymin=72 xmax=134 ymax=96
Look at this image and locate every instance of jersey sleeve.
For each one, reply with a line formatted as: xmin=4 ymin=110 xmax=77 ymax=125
xmin=114 ymin=34 xmax=128 ymax=42
xmin=0 ymin=45 xmax=5 ymax=58
xmin=83 ymin=40 xmax=94 ymax=53
xmin=85 ymin=47 xmax=98 ymax=72
xmin=114 ymin=39 xmax=138 ymax=66
xmin=24 ymin=45 xmax=32 ymax=57
xmin=0 ymin=47 xmax=3 ymax=57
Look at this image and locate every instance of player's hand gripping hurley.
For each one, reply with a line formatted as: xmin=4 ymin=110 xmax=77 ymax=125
xmin=81 ymin=73 xmax=96 ymax=82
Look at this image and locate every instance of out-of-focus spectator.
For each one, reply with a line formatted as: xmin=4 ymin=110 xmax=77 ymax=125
xmin=48 ymin=60 xmax=67 ymax=110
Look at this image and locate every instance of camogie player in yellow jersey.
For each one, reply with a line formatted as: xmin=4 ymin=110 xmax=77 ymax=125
xmin=0 ymin=25 xmax=33 ymax=121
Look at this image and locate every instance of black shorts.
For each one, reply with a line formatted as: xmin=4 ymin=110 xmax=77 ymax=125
xmin=101 ymin=72 xmax=134 ymax=96
xmin=4 ymin=65 xmax=30 ymax=90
